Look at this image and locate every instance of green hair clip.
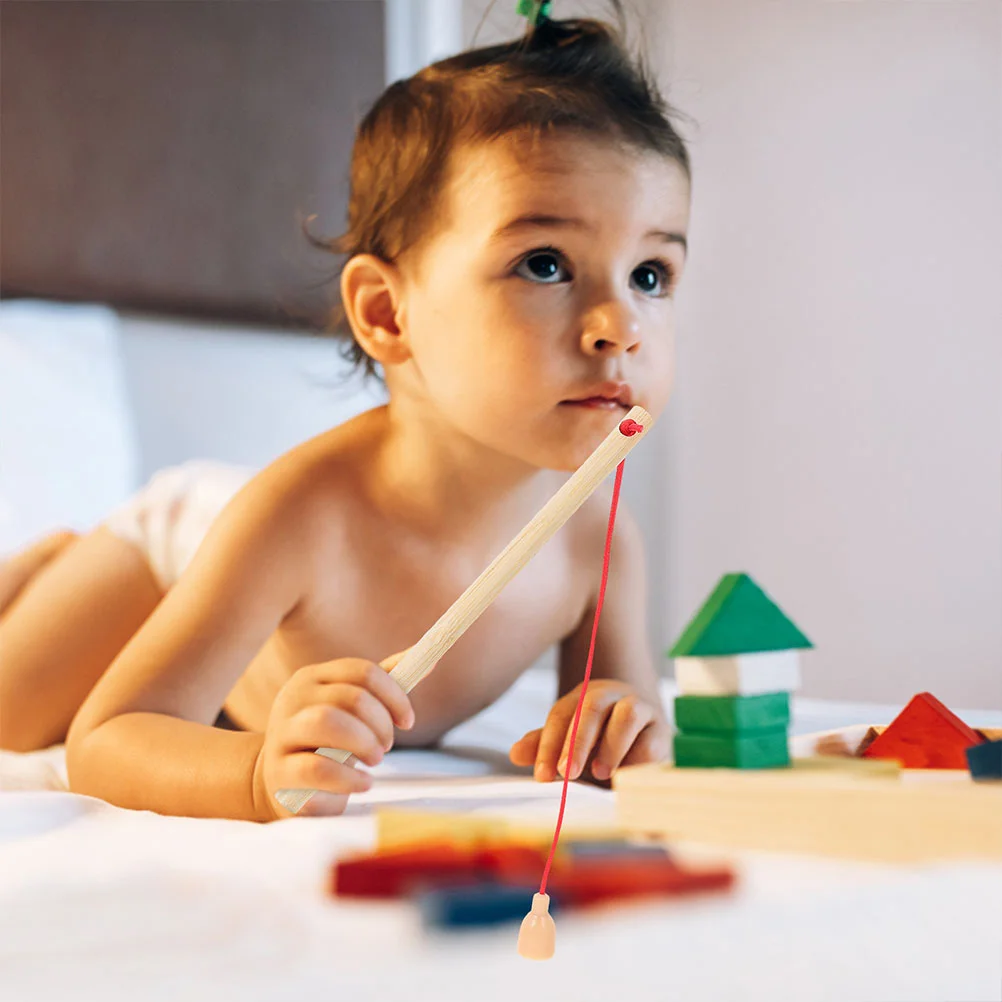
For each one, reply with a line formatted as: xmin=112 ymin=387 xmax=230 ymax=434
xmin=516 ymin=0 xmax=552 ymax=27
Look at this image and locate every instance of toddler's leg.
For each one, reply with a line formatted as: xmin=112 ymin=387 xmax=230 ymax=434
xmin=0 ymin=526 xmax=163 ymax=752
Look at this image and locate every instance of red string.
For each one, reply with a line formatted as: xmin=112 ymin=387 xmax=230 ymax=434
xmin=538 ymin=418 xmax=641 ymax=895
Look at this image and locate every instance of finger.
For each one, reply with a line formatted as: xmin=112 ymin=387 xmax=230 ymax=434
xmin=274 ymin=750 xmax=373 ymax=816
xmin=534 ymin=702 xmax=578 ymax=781
xmin=325 ymin=684 xmax=397 ymax=752
xmin=379 ymin=647 xmax=412 ymax=671
xmin=509 ymin=729 xmax=542 ymax=766
xmin=353 ymin=661 xmax=416 ymax=730
xmin=313 ymin=660 xmax=415 ymax=730
xmin=558 ymin=691 xmax=620 ymax=781
xmin=591 ymin=697 xmax=655 ymax=780
xmin=619 ymin=723 xmax=672 ymax=768
xmin=285 ymin=703 xmax=386 ymax=767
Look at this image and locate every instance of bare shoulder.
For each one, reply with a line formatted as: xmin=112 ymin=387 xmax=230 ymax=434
xmin=238 ymin=410 xmax=382 ymax=589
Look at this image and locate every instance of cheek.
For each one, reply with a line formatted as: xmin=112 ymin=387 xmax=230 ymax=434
xmin=644 ymin=314 xmax=677 ymax=408
xmin=467 ymin=289 xmax=557 ymax=376
xmin=419 ymin=301 xmax=547 ymax=409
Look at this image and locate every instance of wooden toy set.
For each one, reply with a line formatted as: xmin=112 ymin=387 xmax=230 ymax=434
xmin=613 ymin=573 xmax=1002 ymax=863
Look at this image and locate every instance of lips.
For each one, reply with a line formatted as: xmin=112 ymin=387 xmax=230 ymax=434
xmin=562 ymin=397 xmax=629 ymax=410
xmin=561 ymin=381 xmax=634 ymax=408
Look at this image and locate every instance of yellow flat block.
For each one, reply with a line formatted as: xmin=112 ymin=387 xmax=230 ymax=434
xmin=375 ymin=807 xmax=624 ymax=852
xmin=791 ymin=755 xmax=901 ymax=777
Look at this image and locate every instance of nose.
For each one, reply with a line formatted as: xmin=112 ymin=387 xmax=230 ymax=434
xmin=579 ymin=300 xmax=641 ymax=357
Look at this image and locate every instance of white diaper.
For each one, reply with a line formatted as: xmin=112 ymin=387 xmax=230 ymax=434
xmin=103 ymin=460 xmax=254 ymax=591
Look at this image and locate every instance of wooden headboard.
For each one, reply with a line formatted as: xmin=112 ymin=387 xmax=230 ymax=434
xmin=0 ymin=0 xmax=386 ymax=328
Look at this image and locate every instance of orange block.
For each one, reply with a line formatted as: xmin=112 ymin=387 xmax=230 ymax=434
xmin=862 ymin=692 xmax=984 ymax=769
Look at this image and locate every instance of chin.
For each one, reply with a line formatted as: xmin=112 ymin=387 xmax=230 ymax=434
xmin=491 ymin=407 xmax=633 ymax=473
xmin=541 ymin=438 xmax=607 ymax=474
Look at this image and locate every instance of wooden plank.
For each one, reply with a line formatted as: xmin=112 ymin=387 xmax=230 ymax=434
xmin=612 ymin=761 xmax=1002 ymax=862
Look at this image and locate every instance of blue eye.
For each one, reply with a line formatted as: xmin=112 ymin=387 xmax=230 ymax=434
xmin=631 ymin=261 xmax=672 ymax=297
xmin=515 ymin=250 xmax=569 ymax=284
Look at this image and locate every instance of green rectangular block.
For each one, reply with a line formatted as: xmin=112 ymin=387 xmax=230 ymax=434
xmin=674 ymin=692 xmax=790 ymax=734
xmin=673 ymin=729 xmax=790 ymax=769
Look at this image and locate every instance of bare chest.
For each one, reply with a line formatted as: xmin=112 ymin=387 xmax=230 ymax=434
xmin=225 ymin=522 xmax=588 ymax=740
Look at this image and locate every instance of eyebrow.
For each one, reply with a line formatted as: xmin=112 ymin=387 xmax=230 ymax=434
xmin=489 ymin=213 xmax=688 ymax=253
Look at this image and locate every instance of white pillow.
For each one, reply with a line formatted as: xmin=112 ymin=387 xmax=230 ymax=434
xmin=0 ymin=300 xmax=139 ymax=556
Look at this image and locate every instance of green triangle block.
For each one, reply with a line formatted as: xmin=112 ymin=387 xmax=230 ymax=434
xmin=668 ymin=573 xmax=813 ymax=657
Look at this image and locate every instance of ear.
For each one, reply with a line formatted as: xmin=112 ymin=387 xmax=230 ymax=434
xmin=339 ymin=254 xmax=411 ymax=367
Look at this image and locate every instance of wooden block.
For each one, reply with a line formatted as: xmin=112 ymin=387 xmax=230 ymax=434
xmin=546 ymin=857 xmax=735 ymax=907
xmin=674 ymin=692 xmax=790 ymax=734
xmin=332 ymin=844 xmax=546 ymax=899
xmin=563 ymin=839 xmax=672 ymax=862
xmin=966 ymin=739 xmax=1002 ymax=780
xmin=793 ymin=725 xmax=1002 ymax=764
xmin=668 ymin=572 xmax=813 ymax=657
xmin=375 ymin=809 xmax=504 ymax=852
xmin=419 ymin=882 xmax=545 ymax=929
xmin=417 ymin=857 xmax=736 ymax=927
xmin=791 ymin=755 xmax=901 ymax=777
xmin=613 ymin=761 xmax=1002 ymax=862
xmin=861 ymin=692 xmax=984 ymax=769
xmin=674 ymin=651 xmax=801 ymax=696
xmin=374 ymin=807 xmax=623 ymax=852
xmin=674 ymin=729 xmax=790 ymax=769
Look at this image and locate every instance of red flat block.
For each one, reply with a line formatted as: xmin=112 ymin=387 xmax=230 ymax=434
xmin=332 ymin=844 xmax=545 ymax=899
xmin=862 ymin=692 xmax=984 ymax=769
xmin=548 ymin=860 xmax=735 ymax=906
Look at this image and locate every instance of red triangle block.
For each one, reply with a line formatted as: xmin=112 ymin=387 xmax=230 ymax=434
xmin=862 ymin=692 xmax=984 ymax=769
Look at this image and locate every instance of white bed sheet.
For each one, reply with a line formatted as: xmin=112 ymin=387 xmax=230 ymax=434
xmin=2 ymin=671 xmax=1001 ymax=1002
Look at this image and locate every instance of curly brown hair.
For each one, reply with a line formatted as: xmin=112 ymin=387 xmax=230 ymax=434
xmin=310 ymin=2 xmax=691 ymax=386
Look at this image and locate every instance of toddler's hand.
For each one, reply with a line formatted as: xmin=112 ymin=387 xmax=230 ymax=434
xmin=509 ymin=680 xmax=670 ymax=783
xmin=254 ymin=657 xmax=414 ymax=820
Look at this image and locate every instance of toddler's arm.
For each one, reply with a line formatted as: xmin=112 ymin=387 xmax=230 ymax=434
xmin=511 ymin=500 xmax=671 ymax=782
xmin=557 ymin=501 xmax=667 ymax=714
xmin=65 ymin=463 xmax=314 ymax=821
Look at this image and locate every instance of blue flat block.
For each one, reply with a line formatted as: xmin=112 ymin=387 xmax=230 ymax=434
xmin=966 ymin=739 xmax=1002 ymax=780
xmin=564 ymin=839 xmax=671 ymax=862
xmin=418 ymin=882 xmax=559 ymax=929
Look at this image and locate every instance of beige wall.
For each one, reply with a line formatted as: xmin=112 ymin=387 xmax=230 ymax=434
xmin=661 ymin=1 xmax=1001 ymax=707
xmin=462 ymin=0 xmax=1001 ymax=707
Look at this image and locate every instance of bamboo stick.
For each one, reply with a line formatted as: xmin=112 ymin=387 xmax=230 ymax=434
xmin=275 ymin=406 xmax=653 ymax=815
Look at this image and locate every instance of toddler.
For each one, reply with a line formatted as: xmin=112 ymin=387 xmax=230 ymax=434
xmin=0 ymin=9 xmax=691 ymax=821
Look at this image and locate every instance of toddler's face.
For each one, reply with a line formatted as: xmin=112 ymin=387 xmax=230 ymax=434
xmin=393 ymin=132 xmax=691 ymax=471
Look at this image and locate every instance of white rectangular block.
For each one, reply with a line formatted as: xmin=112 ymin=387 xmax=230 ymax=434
xmin=674 ymin=650 xmax=801 ymax=696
